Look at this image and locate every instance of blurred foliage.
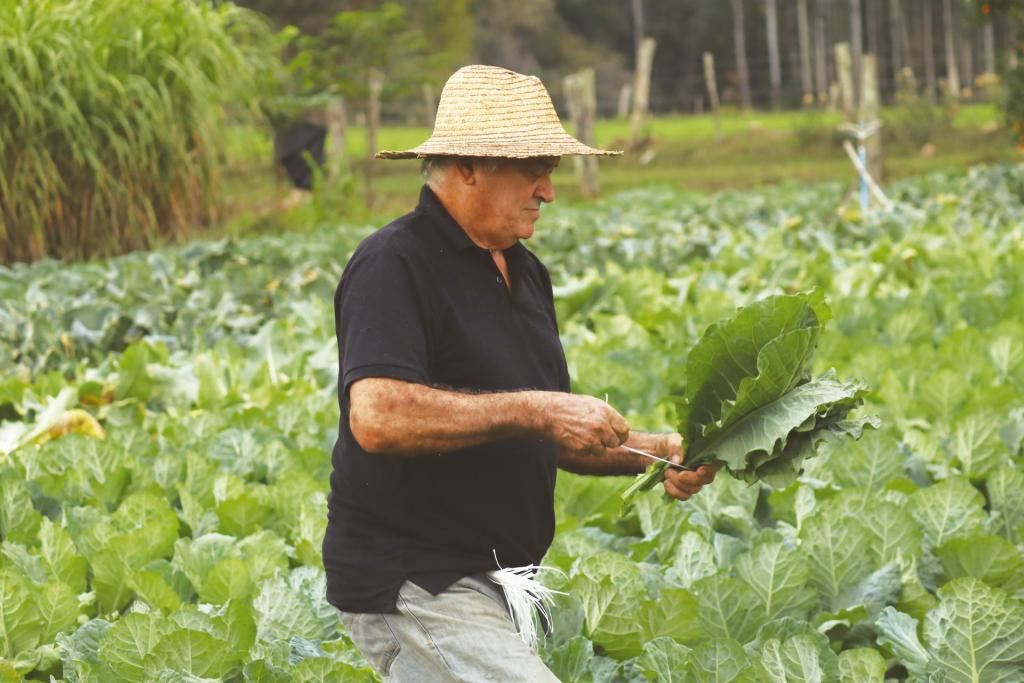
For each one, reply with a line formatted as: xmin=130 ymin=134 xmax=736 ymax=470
xmin=260 ymin=2 xmax=438 ymax=137
xmin=0 ymin=0 xmax=281 ymax=264
xmin=1003 ymin=10 xmax=1024 ymax=149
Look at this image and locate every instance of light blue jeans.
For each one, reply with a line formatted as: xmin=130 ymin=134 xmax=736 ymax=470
xmin=338 ymin=574 xmax=560 ymax=682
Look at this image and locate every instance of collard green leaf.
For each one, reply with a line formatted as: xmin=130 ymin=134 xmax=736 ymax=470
xmin=698 ymin=372 xmax=868 ymax=471
xmin=172 ymin=533 xmax=238 ymax=596
xmin=290 ymin=657 xmax=376 ymax=683
xmin=0 ymin=472 xmax=42 ymax=546
xmin=38 ymin=518 xmax=88 ymax=593
xmin=987 ymin=463 xmax=1024 ymax=544
xmin=875 ymin=607 xmax=930 ymax=675
xmin=837 ymin=648 xmax=886 ymax=683
xmin=936 ymin=534 xmax=1024 ymax=595
xmin=754 ymin=633 xmax=840 ymax=683
xmin=1 ymin=542 xmax=46 ymax=584
xmin=909 ymin=476 xmax=987 ymax=547
xmin=571 ymin=552 xmax=647 ymax=659
xmin=216 ymin=599 xmax=257 ymax=661
xmin=1000 ymin=407 xmax=1024 ymax=455
xmin=916 ymin=369 xmax=969 ymax=428
xmin=640 ymin=588 xmax=702 ymax=644
xmin=151 ymin=670 xmax=220 ymax=683
xmin=35 ymin=581 xmax=80 ymax=645
xmin=799 ymin=513 xmax=873 ymax=611
xmin=681 ymin=291 xmax=829 ymax=435
xmin=734 ymin=542 xmax=816 ymax=621
xmin=632 ymin=492 xmax=691 ymax=562
xmin=923 ymin=577 xmax=1024 ymax=682
xmin=96 ymin=612 xmax=168 ymax=683
xmin=0 ymin=659 xmax=20 ymax=681
xmin=56 ymin=618 xmax=111 ymax=683
xmin=546 ymin=635 xmax=595 ymax=683
xmin=689 ymin=638 xmax=758 ymax=682
xmin=636 ymin=636 xmax=693 ymax=682
xmin=719 ymin=327 xmax=819 ymax=429
xmin=825 ymin=431 xmax=904 ymax=491
xmin=949 ymin=413 xmax=1008 ymax=481
xmin=200 ymin=557 xmax=254 ymax=604
xmin=683 ymin=472 xmax=759 ymax=537
xmin=693 ymin=574 xmax=765 ymax=644
xmin=148 ymin=628 xmax=235 ymax=680
xmin=834 ymin=562 xmax=902 ymax=618
xmin=0 ymin=568 xmax=41 ymax=658
xmin=622 ymin=292 xmax=873 ymax=502
xmin=216 ymin=492 xmax=271 ymax=538
xmin=670 ymin=531 xmax=717 ymax=588
xmin=252 ymin=576 xmax=332 ymax=644
xmin=115 ymin=342 xmax=154 ymax=402
xmin=861 ymin=499 xmax=923 ymax=566
xmin=131 ymin=569 xmax=183 ymax=614
xmin=242 ymin=659 xmax=292 ymax=683
xmin=237 ymin=530 xmax=294 ymax=585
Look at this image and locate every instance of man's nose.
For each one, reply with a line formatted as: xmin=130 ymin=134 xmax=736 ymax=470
xmin=536 ymin=174 xmax=555 ymax=204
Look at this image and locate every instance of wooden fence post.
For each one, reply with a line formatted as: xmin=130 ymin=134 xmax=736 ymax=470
xmin=629 ymin=37 xmax=656 ymax=149
xmin=860 ymin=54 xmax=884 ymax=184
xmin=325 ymin=97 xmax=347 ymax=176
xmin=422 ymin=84 xmax=436 ymax=128
xmin=702 ymin=52 xmax=722 ymax=141
xmin=835 ymin=43 xmax=855 ymax=121
xmin=564 ymin=69 xmax=600 ymax=198
xmin=617 ymin=84 xmax=633 ymax=119
xmin=365 ymin=69 xmax=383 ymax=209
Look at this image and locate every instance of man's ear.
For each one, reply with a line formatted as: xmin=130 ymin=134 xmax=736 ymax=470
xmin=453 ymin=158 xmax=476 ymax=185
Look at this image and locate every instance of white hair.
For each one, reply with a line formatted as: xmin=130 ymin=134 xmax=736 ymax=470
xmin=422 ymin=156 xmax=502 ymax=185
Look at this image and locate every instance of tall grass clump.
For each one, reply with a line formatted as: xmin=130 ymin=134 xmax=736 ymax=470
xmin=0 ymin=0 xmax=277 ymax=263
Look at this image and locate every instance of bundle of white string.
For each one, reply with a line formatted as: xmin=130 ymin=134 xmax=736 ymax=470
xmin=487 ymin=550 xmax=566 ymax=651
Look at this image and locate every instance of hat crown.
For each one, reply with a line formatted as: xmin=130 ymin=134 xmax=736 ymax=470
xmin=375 ymin=64 xmax=622 ymax=159
xmin=432 ymin=65 xmax=561 ymax=139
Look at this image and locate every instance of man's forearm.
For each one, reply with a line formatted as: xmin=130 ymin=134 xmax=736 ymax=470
xmin=557 ymin=432 xmax=664 ymax=476
xmin=350 ymin=378 xmax=546 ymax=455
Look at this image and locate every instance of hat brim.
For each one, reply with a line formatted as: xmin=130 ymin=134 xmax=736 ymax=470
xmin=376 ymin=129 xmax=622 ymax=160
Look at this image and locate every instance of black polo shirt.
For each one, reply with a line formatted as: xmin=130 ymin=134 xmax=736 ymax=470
xmin=323 ymin=185 xmax=570 ymax=613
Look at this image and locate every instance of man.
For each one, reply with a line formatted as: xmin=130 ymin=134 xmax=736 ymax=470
xmin=323 ymin=65 xmax=719 ymax=682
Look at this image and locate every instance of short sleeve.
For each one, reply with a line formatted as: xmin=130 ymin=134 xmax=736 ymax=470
xmin=335 ymin=240 xmax=430 ymax=393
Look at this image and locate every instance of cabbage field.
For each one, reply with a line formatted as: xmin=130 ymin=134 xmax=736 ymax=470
xmin=1 ymin=164 xmax=1023 ymax=681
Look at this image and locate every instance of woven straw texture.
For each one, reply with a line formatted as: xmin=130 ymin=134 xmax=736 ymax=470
xmin=377 ymin=65 xmax=621 ymax=159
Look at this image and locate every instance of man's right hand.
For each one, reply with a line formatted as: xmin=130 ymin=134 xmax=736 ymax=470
xmin=533 ymin=393 xmax=630 ymax=457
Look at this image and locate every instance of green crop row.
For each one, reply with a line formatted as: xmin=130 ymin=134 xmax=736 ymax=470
xmin=1 ymin=164 xmax=1022 ymax=680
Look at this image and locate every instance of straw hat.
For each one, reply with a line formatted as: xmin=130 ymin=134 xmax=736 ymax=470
xmin=376 ymin=65 xmax=622 ymax=159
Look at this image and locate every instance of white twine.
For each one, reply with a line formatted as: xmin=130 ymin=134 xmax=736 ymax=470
xmin=487 ymin=550 xmax=566 ymax=651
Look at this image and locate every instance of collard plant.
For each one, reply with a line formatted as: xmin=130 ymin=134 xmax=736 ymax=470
xmin=0 ymin=0 xmax=277 ymax=264
xmin=624 ymin=291 xmax=877 ymax=503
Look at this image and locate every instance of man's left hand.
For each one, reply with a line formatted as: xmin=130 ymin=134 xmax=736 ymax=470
xmin=656 ymin=434 xmax=722 ymax=501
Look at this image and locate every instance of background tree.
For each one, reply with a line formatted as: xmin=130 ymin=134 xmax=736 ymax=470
xmin=943 ymin=0 xmax=962 ymax=99
xmin=765 ymin=0 xmax=782 ymax=110
xmin=288 ymin=3 xmax=433 ymax=206
xmin=986 ymin=0 xmax=1024 ymax=147
xmin=732 ymin=0 xmax=753 ymax=110
xmin=797 ymin=0 xmax=813 ymax=102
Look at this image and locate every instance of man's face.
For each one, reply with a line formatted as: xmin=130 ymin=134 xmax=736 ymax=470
xmin=472 ymin=157 xmax=559 ymax=247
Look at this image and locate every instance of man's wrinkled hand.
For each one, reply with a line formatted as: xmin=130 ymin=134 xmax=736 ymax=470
xmin=538 ymin=393 xmax=630 ymax=457
xmin=659 ymin=434 xmax=722 ymax=501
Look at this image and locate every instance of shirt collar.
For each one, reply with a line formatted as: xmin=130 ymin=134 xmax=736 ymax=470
xmin=417 ymin=185 xmax=477 ymax=251
xmin=417 ymin=185 xmax=527 ymax=257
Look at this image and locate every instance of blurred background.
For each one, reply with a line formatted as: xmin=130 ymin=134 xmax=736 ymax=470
xmin=2 ymin=0 xmax=1022 ymax=264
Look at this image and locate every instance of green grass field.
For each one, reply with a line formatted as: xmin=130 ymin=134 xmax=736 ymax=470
xmin=220 ymin=103 xmax=1020 ymax=236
